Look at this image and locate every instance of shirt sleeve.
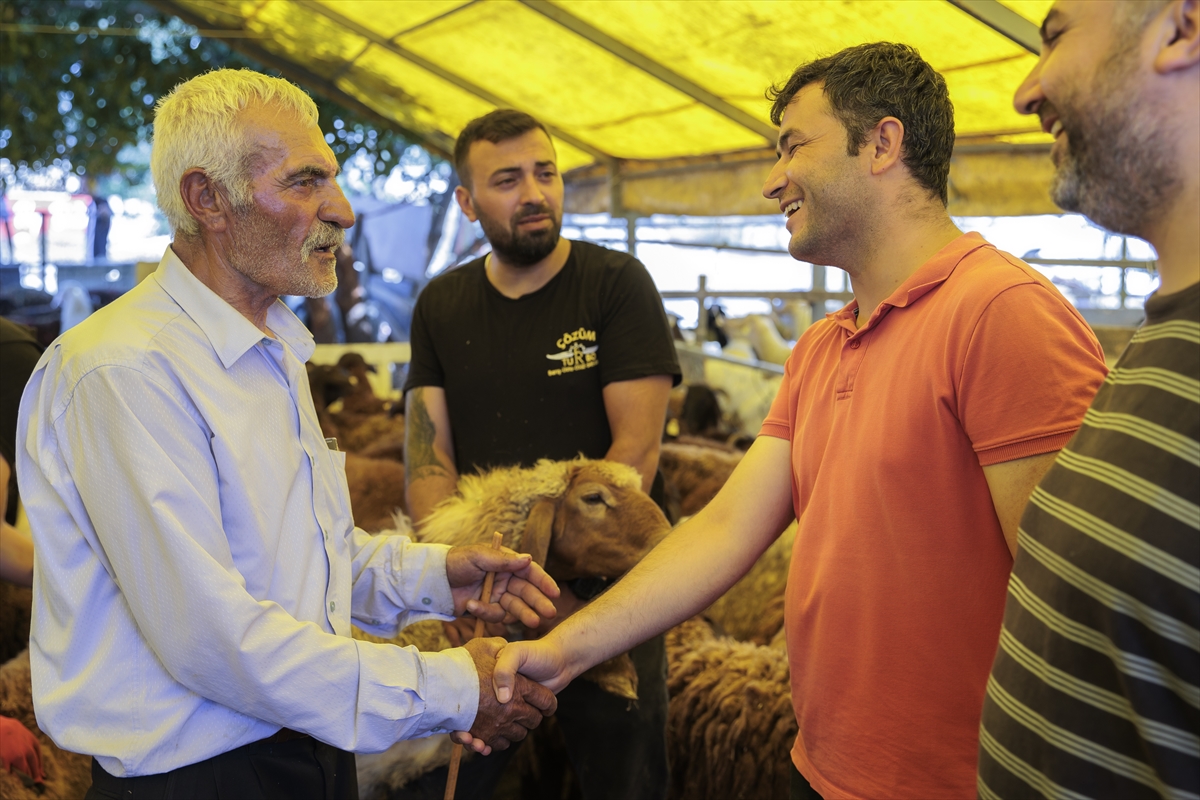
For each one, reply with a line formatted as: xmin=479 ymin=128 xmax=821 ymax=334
xmin=49 ymin=364 xmax=478 ymax=749
xmin=759 ymin=355 xmax=795 ymax=441
xmin=958 ymin=282 xmax=1108 ymax=465
xmin=403 ymin=285 xmax=445 ymax=393
xmin=598 ymin=258 xmax=682 ymax=387
xmin=347 ymin=529 xmax=458 ymax=635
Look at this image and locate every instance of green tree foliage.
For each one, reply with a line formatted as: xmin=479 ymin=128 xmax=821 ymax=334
xmin=0 ymin=0 xmax=444 ymax=195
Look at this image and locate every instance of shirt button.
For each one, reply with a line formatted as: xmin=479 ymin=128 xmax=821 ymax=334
xmin=851 ymin=340 xmax=861 ymax=349
xmin=421 ymin=597 xmax=432 ymax=606
xmin=329 ymin=601 xmax=336 ymax=612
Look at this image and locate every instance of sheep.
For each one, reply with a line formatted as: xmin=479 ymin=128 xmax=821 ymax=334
xmin=701 ymin=354 xmax=783 ymax=438
xmin=335 ymin=352 xmax=390 ymax=415
xmin=305 ymin=357 xmax=405 ymax=458
xmin=658 ymin=440 xmax=745 ymax=520
xmin=411 ymin=457 xmax=670 ymax=586
xmin=408 ymin=456 xmax=669 ymax=700
xmin=772 ymin=299 xmax=814 ymax=342
xmin=352 ymin=456 xmax=671 ymax=800
xmin=702 ymin=522 xmax=794 ymax=643
xmin=0 ymin=649 xmax=93 ymax=800
xmin=720 ymin=314 xmax=795 ymax=366
xmin=665 ymin=619 xmax=795 ymax=800
xmin=652 ymin=521 xmax=796 ymax=800
xmin=343 ymin=452 xmax=408 ymax=533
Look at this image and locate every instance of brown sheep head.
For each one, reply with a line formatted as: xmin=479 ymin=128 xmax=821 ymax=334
xmin=523 ymin=462 xmax=670 ymax=583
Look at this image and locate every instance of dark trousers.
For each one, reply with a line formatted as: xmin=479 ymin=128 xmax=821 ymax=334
xmin=85 ymin=735 xmax=357 ymax=800
xmin=789 ymin=761 xmax=824 ymax=800
xmin=398 ymin=634 xmax=670 ymax=800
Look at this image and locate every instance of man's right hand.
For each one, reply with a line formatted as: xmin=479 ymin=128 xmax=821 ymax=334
xmin=453 ymin=637 xmax=557 ymax=753
xmin=492 ymin=638 xmax=575 ymax=702
xmin=0 ymin=715 xmax=44 ymax=785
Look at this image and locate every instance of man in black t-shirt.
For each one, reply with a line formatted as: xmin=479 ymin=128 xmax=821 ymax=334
xmin=403 ymin=110 xmax=678 ymax=799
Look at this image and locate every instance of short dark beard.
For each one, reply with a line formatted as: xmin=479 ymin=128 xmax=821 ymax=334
xmin=477 ymin=203 xmax=561 ymax=267
xmin=1050 ymin=45 xmax=1179 ymax=236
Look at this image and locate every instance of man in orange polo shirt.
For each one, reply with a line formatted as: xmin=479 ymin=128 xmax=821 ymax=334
xmin=493 ymin=42 xmax=1108 ymax=799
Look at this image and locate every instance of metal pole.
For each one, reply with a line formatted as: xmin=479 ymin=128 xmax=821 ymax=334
xmin=696 ymin=274 xmax=709 ymax=342
xmin=38 ymin=208 xmax=49 ymax=268
xmin=1119 ymin=236 xmax=1129 ymax=310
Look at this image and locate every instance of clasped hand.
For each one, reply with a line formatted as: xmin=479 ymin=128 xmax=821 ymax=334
xmin=444 ymin=544 xmax=561 ymax=752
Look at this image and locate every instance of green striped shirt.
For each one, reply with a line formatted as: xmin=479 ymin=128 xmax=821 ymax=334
xmin=979 ymin=282 xmax=1200 ymax=800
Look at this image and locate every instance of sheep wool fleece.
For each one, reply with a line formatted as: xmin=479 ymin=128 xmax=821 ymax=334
xmin=759 ymin=233 xmax=1108 ymax=799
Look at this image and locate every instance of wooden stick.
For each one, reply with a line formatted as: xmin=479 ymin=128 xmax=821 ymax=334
xmin=444 ymin=531 xmax=505 ymax=800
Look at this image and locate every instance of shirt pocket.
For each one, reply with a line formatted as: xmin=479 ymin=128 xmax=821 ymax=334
xmin=325 ymin=449 xmax=355 ymax=534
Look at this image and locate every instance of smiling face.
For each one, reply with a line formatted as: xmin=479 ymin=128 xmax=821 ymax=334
xmin=456 ymin=128 xmax=563 ymax=267
xmin=1013 ymin=1 xmax=1178 ymax=235
xmin=226 ymin=103 xmax=354 ymax=298
xmin=761 ymin=83 xmax=875 ymax=269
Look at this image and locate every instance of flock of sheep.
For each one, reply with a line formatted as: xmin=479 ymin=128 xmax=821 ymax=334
xmin=0 ymin=345 xmax=798 ymax=800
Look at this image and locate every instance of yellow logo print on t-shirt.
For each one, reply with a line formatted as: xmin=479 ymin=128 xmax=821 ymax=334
xmin=546 ymin=327 xmax=598 ymax=376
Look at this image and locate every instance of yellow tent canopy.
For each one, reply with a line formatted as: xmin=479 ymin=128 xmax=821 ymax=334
xmin=154 ymin=0 xmax=1057 ymax=217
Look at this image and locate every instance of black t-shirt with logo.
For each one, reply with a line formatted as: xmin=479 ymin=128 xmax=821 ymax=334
xmin=405 ymin=240 xmax=681 ymax=475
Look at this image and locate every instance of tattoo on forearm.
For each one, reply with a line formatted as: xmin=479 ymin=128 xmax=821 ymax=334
xmin=407 ymin=390 xmax=451 ymax=481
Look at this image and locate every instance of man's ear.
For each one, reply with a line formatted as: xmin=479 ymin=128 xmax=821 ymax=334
xmin=454 ymin=184 xmax=478 ymax=223
xmin=1154 ymin=0 xmax=1200 ymax=74
xmin=179 ymin=168 xmax=232 ymax=234
xmin=868 ymin=116 xmax=905 ymax=177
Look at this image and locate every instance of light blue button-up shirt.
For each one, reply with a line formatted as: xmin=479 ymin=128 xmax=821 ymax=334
xmin=15 ymin=249 xmax=478 ymax=777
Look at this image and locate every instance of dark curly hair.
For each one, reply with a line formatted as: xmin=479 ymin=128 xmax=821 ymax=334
xmin=454 ymin=109 xmax=553 ymax=189
xmin=767 ymin=42 xmax=954 ymax=205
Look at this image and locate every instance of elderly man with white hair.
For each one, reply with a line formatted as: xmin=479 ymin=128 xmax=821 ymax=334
xmin=15 ymin=69 xmax=560 ymax=800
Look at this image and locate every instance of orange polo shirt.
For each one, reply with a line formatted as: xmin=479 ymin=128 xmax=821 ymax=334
xmin=760 ymin=233 xmax=1106 ymax=799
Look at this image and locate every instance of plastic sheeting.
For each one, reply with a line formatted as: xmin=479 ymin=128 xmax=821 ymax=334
xmin=158 ymin=0 xmax=1059 ymax=216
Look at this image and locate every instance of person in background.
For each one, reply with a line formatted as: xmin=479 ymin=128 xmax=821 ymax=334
xmin=0 ymin=317 xmax=46 ymax=788
xmin=978 ymin=1 xmax=1199 ymax=796
xmin=403 ymin=108 xmax=679 ymax=799
xmin=491 ymin=42 xmax=1109 ymax=799
xmin=0 ymin=316 xmax=41 ymax=584
xmin=16 ymin=69 xmax=559 ymax=800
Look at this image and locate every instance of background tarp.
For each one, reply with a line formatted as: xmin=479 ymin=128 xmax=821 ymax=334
xmin=154 ymin=0 xmax=1058 ymax=217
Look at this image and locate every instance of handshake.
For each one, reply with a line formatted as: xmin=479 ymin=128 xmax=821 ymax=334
xmin=442 ymin=542 xmax=582 ymax=754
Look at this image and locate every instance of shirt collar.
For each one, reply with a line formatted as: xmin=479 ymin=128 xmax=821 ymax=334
xmin=154 ymin=247 xmax=316 ymax=369
xmin=824 ymin=232 xmax=993 ymax=333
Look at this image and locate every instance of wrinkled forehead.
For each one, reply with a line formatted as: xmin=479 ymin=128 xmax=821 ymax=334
xmin=238 ymin=102 xmax=337 ymax=176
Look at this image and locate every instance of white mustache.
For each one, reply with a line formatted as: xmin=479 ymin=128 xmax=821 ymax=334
xmin=301 ymin=226 xmax=346 ymax=261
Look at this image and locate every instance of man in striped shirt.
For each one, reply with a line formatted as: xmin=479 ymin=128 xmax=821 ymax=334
xmin=978 ymin=1 xmax=1199 ymax=797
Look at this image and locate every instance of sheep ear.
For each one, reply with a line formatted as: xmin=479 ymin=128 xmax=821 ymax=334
xmin=523 ymin=499 xmax=555 ymax=566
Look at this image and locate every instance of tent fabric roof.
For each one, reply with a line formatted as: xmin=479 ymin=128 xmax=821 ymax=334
xmin=157 ymin=0 xmax=1058 ymax=216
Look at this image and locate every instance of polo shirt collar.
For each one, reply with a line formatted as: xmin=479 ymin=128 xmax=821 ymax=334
xmin=825 ymin=232 xmax=992 ymax=333
xmin=154 ymin=246 xmax=316 ymax=369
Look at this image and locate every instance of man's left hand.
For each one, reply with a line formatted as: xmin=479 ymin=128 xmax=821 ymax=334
xmin=445 ymin=545 xmax=559 ymax=629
